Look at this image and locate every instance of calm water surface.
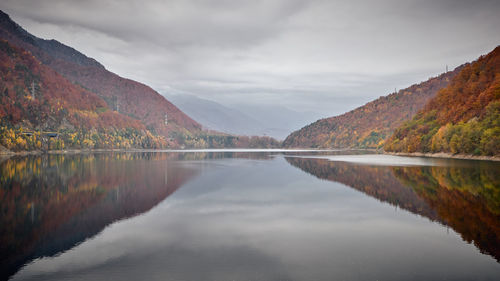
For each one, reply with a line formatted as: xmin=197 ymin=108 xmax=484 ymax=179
xmin=1 ymin=151 xmax=499 ymax=281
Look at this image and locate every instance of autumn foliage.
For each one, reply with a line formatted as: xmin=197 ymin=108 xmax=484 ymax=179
xmin=0 ymin=39 xmax=172 ymax=150
xmin=283 ymin=67 xmax=460 ymax=149
xmin=385 ymin=46 xmax=500 ymax=156
xmin=0 ymin=10 xmax=201 ymax=137
xmin=0 ymin=11 xmax=281 ymax=151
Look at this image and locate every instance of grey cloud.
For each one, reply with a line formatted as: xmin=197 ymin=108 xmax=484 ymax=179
xmin=2 ymin=0 xmax=308 ymax=48
xmin=0 ymin=0 xmax=498 ymax=118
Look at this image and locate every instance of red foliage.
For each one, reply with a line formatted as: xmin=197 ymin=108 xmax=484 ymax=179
xmin=0 ymin=39 xmax=144 ymax=130
xmin=0 ymin=12 xmax=201 ymax=137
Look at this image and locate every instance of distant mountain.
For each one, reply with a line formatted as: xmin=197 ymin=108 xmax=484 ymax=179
xmin=283 ymin=67 xmax=462 ymax=148
xmin=166 ymin=94 xmax=320 ymax=140
xmin=385 ymin=46 xmax=500 ymax=156
xmin=165 ymin=94 xmax=265 ymax=136
xmin=0 ymin=10 xmax=201 ymax=138
xmin=236 ymin=104 xmax=321 ymax=140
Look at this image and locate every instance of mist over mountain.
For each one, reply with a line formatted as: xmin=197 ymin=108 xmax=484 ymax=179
xmin=167 ymin=94 xmax=321 ymax=140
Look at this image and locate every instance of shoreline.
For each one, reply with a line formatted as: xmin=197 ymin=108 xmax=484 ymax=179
xmin=0 ymin=148 xmax=149 ymax=156
xmin=385 ymin=151 xmax=500 ymax=162
xmin=0 ymin=147 xmax=334 ymax=156
xmin=1 ymin=146 xmax=499 ymax=162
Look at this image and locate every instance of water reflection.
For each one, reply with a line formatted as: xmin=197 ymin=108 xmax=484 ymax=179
xmin=393 ymin=164 xmax=500 ymax=261
xmin=0 ymin=153 xmax=198 ymax=280
xmin=286 ymin=156 xmax=500 ymax=261
xmin=1 ymin=152 xmax=499 ymax=281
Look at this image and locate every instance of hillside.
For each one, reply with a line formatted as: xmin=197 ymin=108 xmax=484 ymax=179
xmin=0 ymin=10 xmax=280 ymax=150
xmin=0 ymin=10 xmax=201 ymax=137
xmin=283 ymin=68 xmax=461 ymax=148
xmin=0 ymin=39 xmax=167 ymax=150
xmin=385 ymin=46 xmax=500 ymax=156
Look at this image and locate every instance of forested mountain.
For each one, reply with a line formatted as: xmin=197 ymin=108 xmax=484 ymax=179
xmin=385 ymin=46 xmax=500 ymax=156
xmin=0 ymin=39 xmax=167 ymax=150
xmin=283 ymin=68 xmax=461 ymax=148
xmin=0 ymin=10 xmax=200 ymax=136
xmin=0 ymin=10 xmax=280 ymax=150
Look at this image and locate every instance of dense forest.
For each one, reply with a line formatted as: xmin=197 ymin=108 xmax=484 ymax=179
xmin=385 ymin=46 xmax=500 ymax=156
xmin=283 ymin=65 xmax=461 ymax=149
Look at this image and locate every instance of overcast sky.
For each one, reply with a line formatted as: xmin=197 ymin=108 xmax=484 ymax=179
xmin=1 ymin=0 xmax=499 ymax=116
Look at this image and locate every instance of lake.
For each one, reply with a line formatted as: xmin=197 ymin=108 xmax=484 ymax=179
xmin=1 ymin=151 xmax=499 ymax=281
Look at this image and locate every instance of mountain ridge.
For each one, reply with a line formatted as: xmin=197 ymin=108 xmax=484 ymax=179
xmin=167 ymin=93 xmax=321 ymax=139
xmin=282 ymin=67 xmax=463 ymax=148
xmin=0 ymin=10 xmax=201 ymax=137
xmin=0 ymin=10 xmax=104 ymax=69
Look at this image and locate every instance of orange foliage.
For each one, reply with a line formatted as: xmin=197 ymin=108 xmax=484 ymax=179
xmin=385 ymin=46 xmax=500 ymax=156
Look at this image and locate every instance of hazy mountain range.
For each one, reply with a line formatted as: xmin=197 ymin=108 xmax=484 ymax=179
xmin=166 ymin=93 xmax=321 ymax=140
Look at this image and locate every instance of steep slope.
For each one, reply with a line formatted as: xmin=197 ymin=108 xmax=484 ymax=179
xmin=0 ymin=39 xmax=169 ymax=150
xmin=0 ymin=10 xmax=201 ymax=137
xmin=385 ymin=46 xmax=500 ymax=156
xmin=283 ymin=68 xmax=461 ymax=148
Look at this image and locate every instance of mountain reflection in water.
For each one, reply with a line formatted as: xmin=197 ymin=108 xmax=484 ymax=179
xmin=1 ymin=152 xmax=499 ymax=281
xmin=0 ymin=151 xmax=289 ymax=280
xmin=286 ymin=157 xmax=500 ymax=262
xmin=0 ymin=153 xmax=199 ymax=280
